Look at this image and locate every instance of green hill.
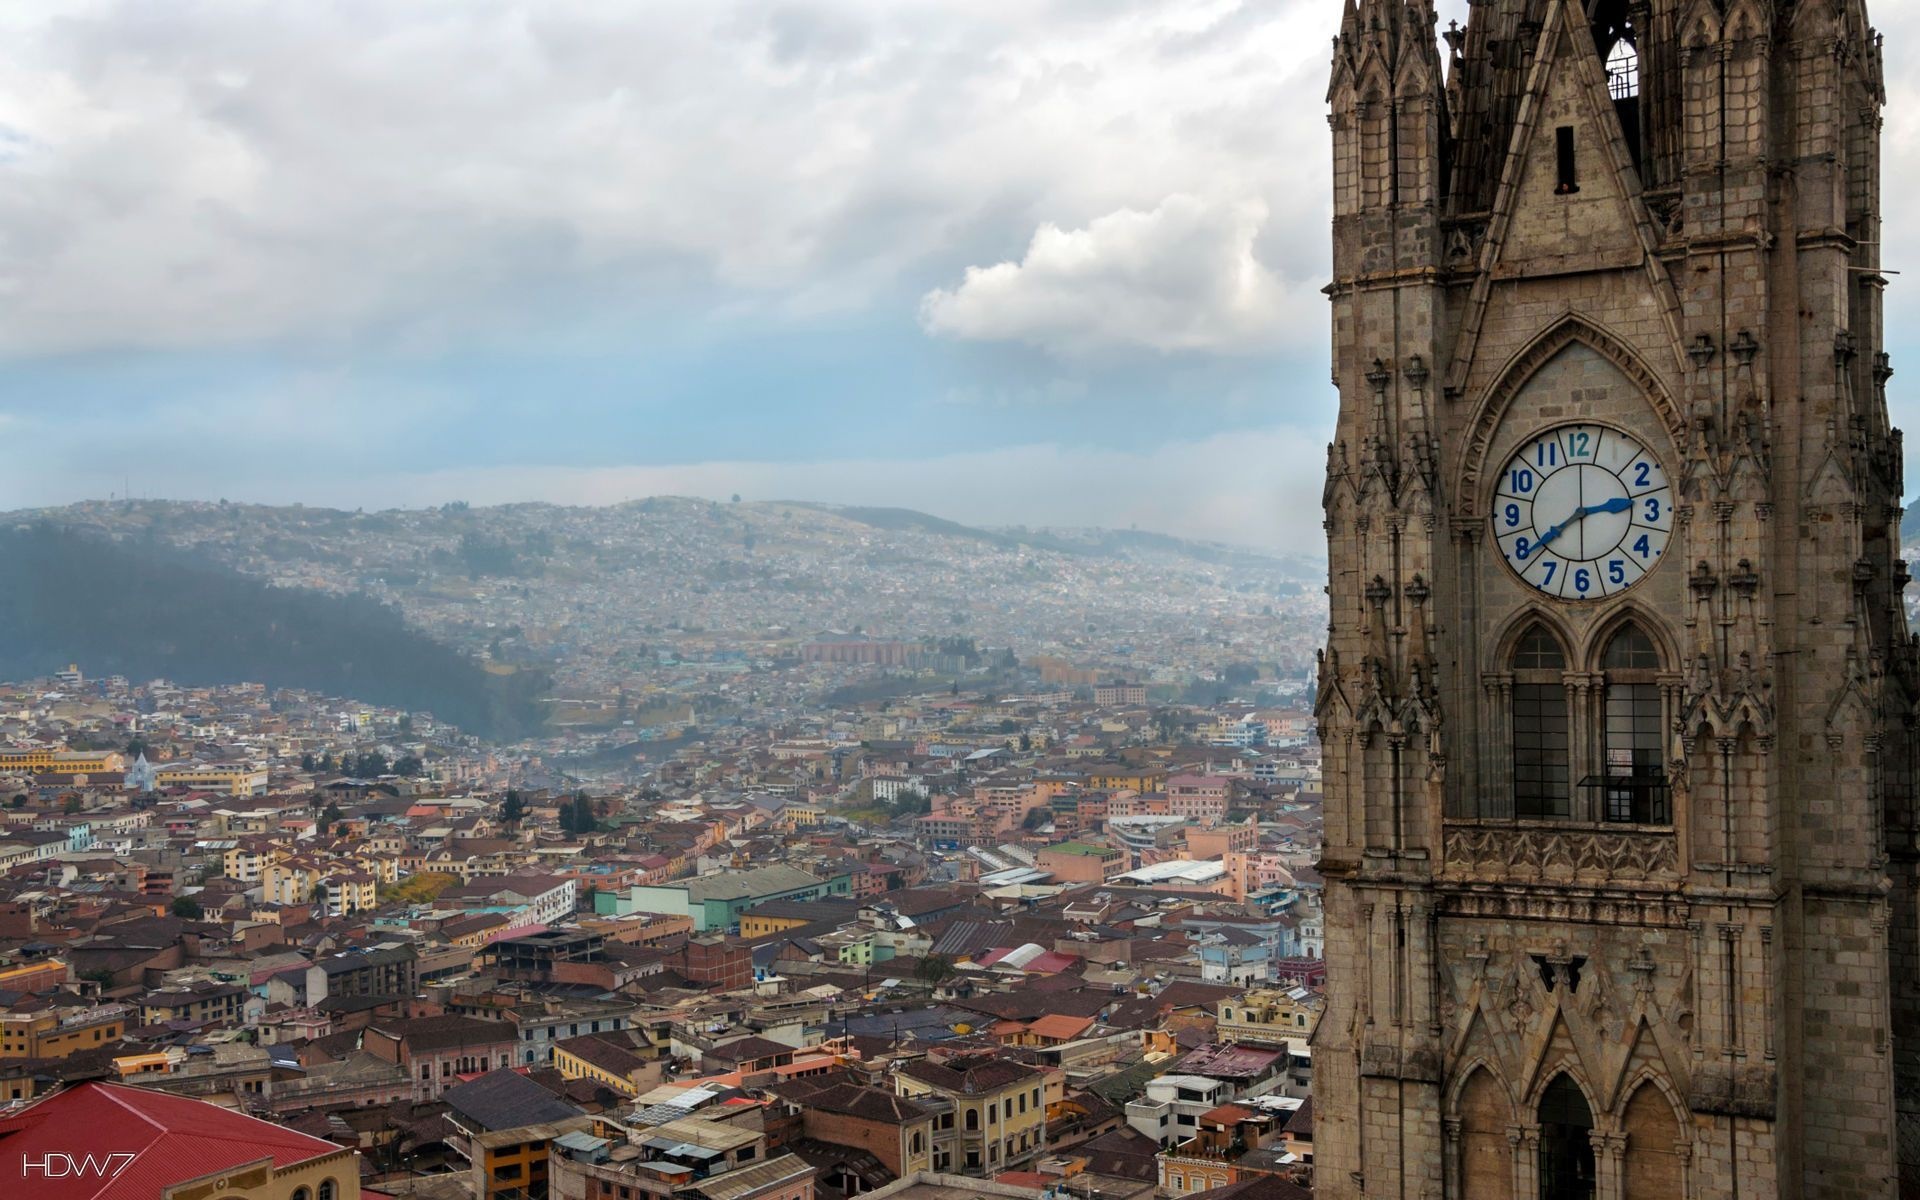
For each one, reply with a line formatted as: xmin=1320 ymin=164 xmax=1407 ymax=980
xmin=0 ymin=522 xmax=548 ymax=739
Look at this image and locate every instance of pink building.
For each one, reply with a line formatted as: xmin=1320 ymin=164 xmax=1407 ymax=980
xmin=1166 ymin=775 xmax=1231 ymax=826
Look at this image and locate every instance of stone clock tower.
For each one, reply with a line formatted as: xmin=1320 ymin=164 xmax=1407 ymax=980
xmin=1317 ymin=0 xmax=1916 ymax=1197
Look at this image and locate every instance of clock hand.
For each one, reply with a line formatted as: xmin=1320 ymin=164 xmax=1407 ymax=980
xmin=1577 ymin=496 xmax=1633 ymax=517
xmin=1534 ymin=496 xmax=1630 ymax=551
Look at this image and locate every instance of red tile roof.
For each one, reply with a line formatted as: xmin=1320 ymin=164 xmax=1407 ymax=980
xmin=0 ymin=1080 xmax=352 ymax=1200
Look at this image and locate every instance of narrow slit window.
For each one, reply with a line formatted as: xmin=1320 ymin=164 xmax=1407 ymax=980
xmin=1555 ymin=126 xmax=1579 ymax=194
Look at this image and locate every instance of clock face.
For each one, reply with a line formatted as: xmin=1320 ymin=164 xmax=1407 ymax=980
xmin=1492 ymin=423 xmax=1672 ymax=599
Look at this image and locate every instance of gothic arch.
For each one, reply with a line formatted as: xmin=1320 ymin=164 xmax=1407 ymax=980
xmin=1611 ymin=1062 xmax=1688 ymax=1131
xmin=1616 ymin=1071 xmax=1692 ymax=1200
xmin=1447 ymin=1054 xmax=1517 ymax=1114
xmin=1457 ymin=315 xmax=1686 ymax=518
xmin=1522 ymin=1035 xmax=1606 ymax=1124
xmin=1490 ymin=605 xmax=1579 ymax=669
xmin=1581 ymin=607 xmax=1680 ymax=675
xmin=1453 ymin=1062 xmax=1517 ymax=1200
xmin=1676 ymin=0 xmax=1721 ymax=50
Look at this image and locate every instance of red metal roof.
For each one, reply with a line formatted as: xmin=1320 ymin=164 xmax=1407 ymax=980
xmin=0 ymin=1080 xmax=352 ymax=1200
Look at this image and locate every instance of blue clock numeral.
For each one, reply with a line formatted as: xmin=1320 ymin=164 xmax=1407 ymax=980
xmin=1608 ymin=559 xmax=1626 ymax=584
xmin=1573 ymin=567 xmax=1591 ymax=594
xmin=1633 ymin=534 xmax=1652 ymax=559
xmin=1539 ymin=560 xmax=1557 ymax=586
xmin=1643 ymin=497 xmax=1661 ymax=523
xmin=1633 ymin=461 xmax=1651 ymax=488
xmin=1504 ymin=503 xmax=1521 ymax=528
xmin=1569 ymin=431 xmax=1591 ymax=458
xmin=1514 ymin=537 xmax=1531 ymax=561
xmin=1510 ymin=468 xmax=1535 ymax=494
xmin=1537 ymin=442 xmax=1558 ymax=468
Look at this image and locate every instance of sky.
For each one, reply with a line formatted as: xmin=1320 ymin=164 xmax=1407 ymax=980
xmin=1 ymin=0 xmax=1918 ymax=554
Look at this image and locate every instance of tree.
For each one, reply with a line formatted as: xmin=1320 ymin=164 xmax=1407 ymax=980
xmin=170 ymin=896 xmax=203 ymax=920
xmin=322 ymin=801 xmax=343 ymax=827
xmin=915 ymin=954 xmax=956 ymax=988
xmin=393 ymin=754 xmax=424 ymax=777
xmin=501 ymin=790 xmax=526 ymax=825
xmin=10 ymin=794 xmax=25 ymax=810
xmin=572 ymin=794 xmax=597 ymax=835
xmin=311 ymin=881 xmax=330 ymax=912
xmin=300 ymin=753 xmax=316 ymax=772
xmin=62 ymin=795 xmax=81 ymax=814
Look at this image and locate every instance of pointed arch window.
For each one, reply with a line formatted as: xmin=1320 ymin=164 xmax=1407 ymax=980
xmin=1537 ymin=1074 xmax=1596 ymax=1200
xmin=1590 ymin=0 xmax=1643 ymax=172
xmin=1589 ymin=623 xmax=1669 ymax=824
xmin=1512 ymin=625 xmax=1570 ymax=818
xmin=1605 ymin=39 xmax=1640 ymax=101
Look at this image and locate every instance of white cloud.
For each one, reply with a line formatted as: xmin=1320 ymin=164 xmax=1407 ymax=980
xmin=0 ymin=0 xmax=1338 ymax=357
xmin=918 ymin=195 xmax=1313 ymax=357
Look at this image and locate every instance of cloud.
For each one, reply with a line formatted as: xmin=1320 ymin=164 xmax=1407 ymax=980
xmin=918 ymin=195 xmax=1312 ymax=357
xmin=0 ymin=0 xmax=1342 ymax=360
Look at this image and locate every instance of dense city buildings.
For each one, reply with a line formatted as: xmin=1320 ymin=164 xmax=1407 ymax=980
xmin=0 ymin=588 xmax=1326 ymax=1199
xmin=1318 ymin=0 xmax=1914 ymax=1197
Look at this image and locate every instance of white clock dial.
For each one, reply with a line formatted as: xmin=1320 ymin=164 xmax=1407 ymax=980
xmin=1492 ymin=424 xmax=1671 ymax=599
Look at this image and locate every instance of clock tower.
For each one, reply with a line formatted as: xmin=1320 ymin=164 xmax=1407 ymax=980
xmin=1317 ymin=1 xmax=1916 ymax=1197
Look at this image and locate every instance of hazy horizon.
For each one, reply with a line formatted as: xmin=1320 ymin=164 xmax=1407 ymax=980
xmin=6 ymin=489 xmax=1324 ymax=559
xmin=5 ymin=0 xmax=1920 ymax=556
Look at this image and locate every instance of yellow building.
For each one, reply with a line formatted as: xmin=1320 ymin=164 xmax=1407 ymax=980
xmin=0 ymin=748 xmax=123 ymax=774
xmin=453 ymin=1118 xmax=592 ymax=1200
xmin=738 ymin=911 xmax=817 ymax=938
xmin=155 ymin=762 xmax=269 ymax=796
xmin=263 ymin=857 xmax=324 ymax=906
xmin=782 ymin=802 xmax=827 ymax=830
xmin=1216 ymin=989 xmax=1322 ymax=1048
xmin=895 ymin=1053 xmax=1048 ymax=1176
xmin=0 ymin=1004 xmax=126 ymax=1060
xmin=223 ymin=843 xmax=269 ymax=883
xmin=1087 ymin=767 xmax=1166 ymax=792
xmin=322 ymin=871 xmax=381 ymax=915
xmin=554 ymin=1035 xmax=657 ymax=1097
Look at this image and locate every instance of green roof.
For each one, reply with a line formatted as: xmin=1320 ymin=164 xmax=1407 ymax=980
xmin=1048 ymin=841 xmax=1116 ymax=856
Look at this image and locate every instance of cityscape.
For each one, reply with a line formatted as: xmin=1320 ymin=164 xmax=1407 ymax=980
xmin=0 ymin=493 xmax=1332 ymax=1200
xmin=5 ymin=0 xmax=1920 ymax=1198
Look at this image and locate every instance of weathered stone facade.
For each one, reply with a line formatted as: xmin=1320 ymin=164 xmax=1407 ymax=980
xmin=1317 ymin=1 xmax=1915 ymax=1196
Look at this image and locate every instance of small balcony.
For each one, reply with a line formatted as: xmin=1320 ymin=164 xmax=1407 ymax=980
xmin=1579 ymin=773 xmax=1670 ymax=826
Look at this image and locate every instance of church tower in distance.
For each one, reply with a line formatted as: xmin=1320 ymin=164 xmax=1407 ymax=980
xmin=1318 ymin=0 xmax=1914 ymax=1196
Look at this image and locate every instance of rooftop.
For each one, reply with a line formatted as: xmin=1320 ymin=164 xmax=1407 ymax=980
xmin=681 ymin=865 xmax=825 ymax=903
xmin=0 ymin=1081 xmax=351 ymax=1200
xmin=444 ymin=1068 xmax=584 ymax=1132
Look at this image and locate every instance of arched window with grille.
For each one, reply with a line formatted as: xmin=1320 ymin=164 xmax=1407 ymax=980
xmin=1594 ymin=623 xmax=1668 ymax=824
xmin=1537 ymin=1074 xmax=1597 ymax=1200
xmin=1512 ymin=624 xmax=1570 ymax=818
xmin=1589 ymin=0 xmax=1643 ymax=174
